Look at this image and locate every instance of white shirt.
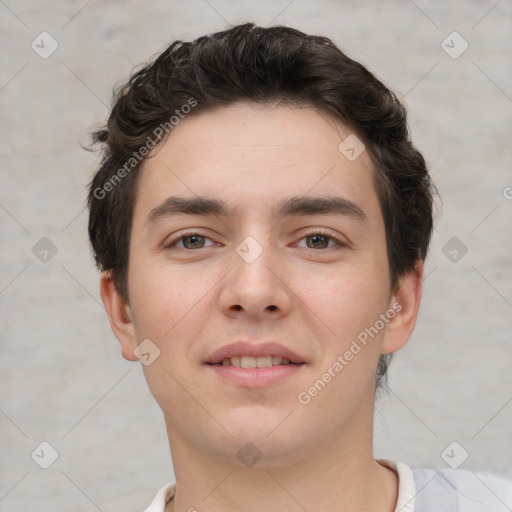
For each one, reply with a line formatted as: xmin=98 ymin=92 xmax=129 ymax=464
xmin=142 ymin=459 xmax=512 ymax=511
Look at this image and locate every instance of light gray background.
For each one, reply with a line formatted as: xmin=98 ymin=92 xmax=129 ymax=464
xmin=1 ymin=1 xmax=511 ymax=510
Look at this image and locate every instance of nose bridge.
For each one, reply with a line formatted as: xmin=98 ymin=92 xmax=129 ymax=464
xmin=220 ymin=233 xmax=292 ymax=317
xmin=234 ymin=234 xmax=279 ymax=295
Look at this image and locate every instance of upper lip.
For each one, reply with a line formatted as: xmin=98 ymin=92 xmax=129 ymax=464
xmin=206 ymin=341 xmax=306 ymax=364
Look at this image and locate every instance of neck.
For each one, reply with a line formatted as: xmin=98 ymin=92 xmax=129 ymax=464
xmin=164 ymin=401 xmax=398 ymax=512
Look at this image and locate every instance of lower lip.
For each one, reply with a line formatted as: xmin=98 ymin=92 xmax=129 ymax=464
xmin=206 ymin=364 xmax=305 ymax=387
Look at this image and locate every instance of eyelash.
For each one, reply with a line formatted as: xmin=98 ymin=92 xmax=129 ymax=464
xmin=165 ymin=230 xmax=347 ymax=250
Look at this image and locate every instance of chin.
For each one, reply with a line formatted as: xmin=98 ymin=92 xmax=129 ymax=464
xmin=224 ymin=404 xmax=291 ymax=435
xmin=216 ymin=410 xmax=304 ymax=460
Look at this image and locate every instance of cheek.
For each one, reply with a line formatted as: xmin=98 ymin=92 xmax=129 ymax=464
xmin=129 ymin=264 xmax=212 ymax=410
xmin=128 ymin=257 xmax=206 ymax=342
xmin=299 ymin=264 xmax=388 ymax=343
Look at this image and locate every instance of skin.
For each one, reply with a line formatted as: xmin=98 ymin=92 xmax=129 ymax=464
xmin=100 ymin=103 xmax=423 ymax=512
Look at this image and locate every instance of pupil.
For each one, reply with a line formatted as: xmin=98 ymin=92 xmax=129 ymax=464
xmin=185 ymin=235 xmax=204 ymax=249
xmin=309 ymin=235 xmax=328 ymax=248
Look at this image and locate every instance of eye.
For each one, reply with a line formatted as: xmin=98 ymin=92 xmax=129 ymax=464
xmin=166 ymin=233 xmax=215 ymax=250
xmin=296 ymin=231 xmax=345 ymax=250
xmin=165 ymin=230 xmax=346 ymax=251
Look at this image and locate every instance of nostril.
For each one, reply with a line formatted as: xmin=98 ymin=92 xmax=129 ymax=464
xmin=267 ymin=305 xmax=278 ymax=311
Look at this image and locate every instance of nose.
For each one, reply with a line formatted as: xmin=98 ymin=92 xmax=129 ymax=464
xmin=219 ymin=236 xmax=293 ymax=322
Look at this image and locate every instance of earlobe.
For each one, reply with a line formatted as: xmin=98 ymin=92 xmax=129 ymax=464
xmin=99 ymin=271 xmax=139 ymax=361
xmin=381 ymin=261 xmax=424 ymax=355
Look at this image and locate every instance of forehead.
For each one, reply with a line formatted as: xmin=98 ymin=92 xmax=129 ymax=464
xmin=134 ymin=103 xmax=380 ymax=224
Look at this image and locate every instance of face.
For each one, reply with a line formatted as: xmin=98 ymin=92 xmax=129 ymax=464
xmin=104 ymin=103 xmax=420 ymax=468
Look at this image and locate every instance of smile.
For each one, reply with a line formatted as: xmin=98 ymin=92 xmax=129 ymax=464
xmin=212 ymin=355 xmax=299 ymax=367
xmin=207 ymin=358 xmax=305 ymax=387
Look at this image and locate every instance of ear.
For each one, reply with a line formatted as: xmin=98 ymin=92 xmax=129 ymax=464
xmin=381 ymin=260 xmax=424 ymax=355
xmin=99 ymin=271 xmax=138 ymax=361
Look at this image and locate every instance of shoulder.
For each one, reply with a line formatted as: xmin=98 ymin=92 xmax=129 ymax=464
xmin=411 ymin=466 xmax=512 ymax=512
xmin=378 ymin=459 xmax=512 ymax=512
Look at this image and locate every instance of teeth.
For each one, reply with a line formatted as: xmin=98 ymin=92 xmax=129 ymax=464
xmin=256 ymin=356 xmax=273 ymax=368
xmin=240 ymin=356 xmax=257 ymax=368
xmin=218 ymin=355 xmax=296 ymax=367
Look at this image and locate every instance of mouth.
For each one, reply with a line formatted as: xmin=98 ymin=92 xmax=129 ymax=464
xmin=207 ymin=355 xmax=303 ymax=368
xmin=205 ymin=341 xmax=306 ymax=366
xmin=204 ymin=341 xmax=306 ymax=387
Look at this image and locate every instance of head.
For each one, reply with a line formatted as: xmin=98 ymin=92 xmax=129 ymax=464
xmin=88 ymin=24 xmax=435 ymax=465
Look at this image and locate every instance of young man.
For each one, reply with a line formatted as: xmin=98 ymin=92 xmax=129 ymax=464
xmin=87 ymin=23 xmax=511 ymax=512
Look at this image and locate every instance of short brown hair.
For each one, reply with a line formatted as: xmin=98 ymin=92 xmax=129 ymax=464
xmin=87 ymin=23 xmax=436 ymax=389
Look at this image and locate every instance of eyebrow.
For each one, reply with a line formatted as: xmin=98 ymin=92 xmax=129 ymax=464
xmin=145 ymin=195 xmax=367 ymax=226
